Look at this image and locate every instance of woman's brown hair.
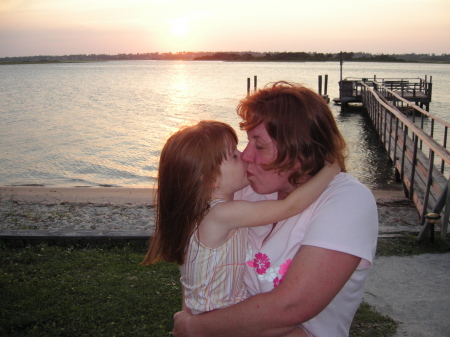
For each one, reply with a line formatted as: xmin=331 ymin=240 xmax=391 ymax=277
xmin=142 ymin=121 xmax=238 ymax=266
xmin=238 ymin=81 xmax=348 ymax=185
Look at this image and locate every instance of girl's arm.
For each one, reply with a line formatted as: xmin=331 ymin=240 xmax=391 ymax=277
xmin=214 ymin=162 xmax=340 ymax=230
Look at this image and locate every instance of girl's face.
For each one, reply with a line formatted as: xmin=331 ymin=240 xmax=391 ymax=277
xmin=217 ymin=144 xmax=249 ymax=195
xmin=241 ymin=123 xmax=296 ymax=198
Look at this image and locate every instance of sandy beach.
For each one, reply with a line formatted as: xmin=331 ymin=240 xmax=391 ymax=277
xmin=0 ymin=186 xmax=155 ymax=205
xmin=0 ymin=186 xmax=420 ymax=233
xmin=0 ymin=186 xmax=156 ymax=232
xmin=0 ymin=185 xmax=407 ymax=204
xmin=1 ymin=186 xmax=449 ymax=337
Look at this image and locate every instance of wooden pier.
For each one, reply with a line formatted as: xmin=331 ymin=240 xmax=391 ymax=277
xmin=333 ymin=76 xmax=433 ymax=111
xmin=347 ymin=78 xmax=449 ymax=241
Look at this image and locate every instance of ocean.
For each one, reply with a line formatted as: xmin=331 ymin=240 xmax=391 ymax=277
xmin=1 ymin=60 xmax=449 ymax=190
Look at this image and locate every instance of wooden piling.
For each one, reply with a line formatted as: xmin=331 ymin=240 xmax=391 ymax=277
xmin=319 ymin=75 xmax=330 ymax=103
xmin=318 ymin=75 xmax=322 ymax=96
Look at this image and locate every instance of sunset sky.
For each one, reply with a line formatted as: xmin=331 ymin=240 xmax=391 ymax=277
xmin=1 ymin=0 xmax=449 ymax=57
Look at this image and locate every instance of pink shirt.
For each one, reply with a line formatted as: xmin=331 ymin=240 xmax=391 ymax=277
xmin=237 ymin=173 xmax=379 ymax=337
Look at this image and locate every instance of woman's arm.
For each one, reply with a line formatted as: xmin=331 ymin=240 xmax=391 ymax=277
xmin=214 ymin=162 xmax=340 ymax=230
xmin=172 ymin=245 xmax=361 ymax=337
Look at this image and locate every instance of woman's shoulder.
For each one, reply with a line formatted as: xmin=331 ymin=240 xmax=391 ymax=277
xmin=325 ymin=173 xmax=376 ymax=204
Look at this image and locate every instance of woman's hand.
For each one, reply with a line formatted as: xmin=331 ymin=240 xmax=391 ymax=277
xmin=172 ymin=310 xmax=194 ymax=337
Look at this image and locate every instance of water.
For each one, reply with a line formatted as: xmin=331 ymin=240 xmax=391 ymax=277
xmin=1 ymin=61 xmax=449 ymax=189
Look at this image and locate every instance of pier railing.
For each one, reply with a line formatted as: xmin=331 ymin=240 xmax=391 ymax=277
xmin=339 ymin=77 xmax=432 ymax=110
xmin=359 ymin=81 xmax=449 ymax=241
xmin=378 ymin=77 xmax=432 ymax=101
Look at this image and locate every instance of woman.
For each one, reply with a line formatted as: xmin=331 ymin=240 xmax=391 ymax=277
xmin=172 ymin=81 xmax=379 ymax=337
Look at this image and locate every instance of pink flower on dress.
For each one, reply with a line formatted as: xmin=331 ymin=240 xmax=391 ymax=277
xmin=246 ymin=260 xmax=256 ymax=268
xmin=249 ymin=252 xmax=270 ymax=275
xmin=273 ymin=259 xmax=291 ymax=288
xmin=273 ymin=276 xmax=283 ymax=287
xmin=279 ymin=259 xmax=292 ymax=276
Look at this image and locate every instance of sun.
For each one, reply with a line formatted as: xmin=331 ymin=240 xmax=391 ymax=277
xmin=161 ymin=15 xmax=202 ymax=51
xmin=171 ymin=18 xmax=189 ymax=37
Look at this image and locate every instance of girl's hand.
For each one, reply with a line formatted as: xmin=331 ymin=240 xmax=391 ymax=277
xmin=324 ymin=161 xmax=341 ymax=175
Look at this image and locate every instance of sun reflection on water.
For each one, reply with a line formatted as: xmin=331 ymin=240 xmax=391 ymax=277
xmin=1 ymin=61 xmax=449 ymax=188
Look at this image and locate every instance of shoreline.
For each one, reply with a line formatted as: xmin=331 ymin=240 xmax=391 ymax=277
xmin=0 ymin=186 xmax=155 ymax=205
xmin=0 ymin=186 xmax=405 ymax=204
xmin=0 ymin=185 xmax=422 ymax=235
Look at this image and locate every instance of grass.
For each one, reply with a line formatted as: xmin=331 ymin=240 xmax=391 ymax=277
xmin=0 ymin=244 xmax=181 ymax=337
xmin=350 ymin=302 xmax=397 ymax=337
xmin=377 ymin=232 xmax=450 ymax=256
xmin=1 ymin=234 xmax=449 ymax=337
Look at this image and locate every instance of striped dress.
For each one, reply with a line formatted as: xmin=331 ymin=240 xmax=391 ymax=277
xmin=180 ymin=199 xmax=249 ymax=315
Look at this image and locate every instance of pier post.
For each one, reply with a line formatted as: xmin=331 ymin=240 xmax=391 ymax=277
xmin=339 ymin=52 xmax=343 ymax=101
xmin=247 ymin=78 xmax=250 ymax=95
xmin=318 ymin=75 xmax=322 ymax=96
xmin=254 ymin=76 xmax=257 ymax=91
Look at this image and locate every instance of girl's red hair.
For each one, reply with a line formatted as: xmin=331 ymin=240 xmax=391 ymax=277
xmin=142 ymin=121 xmax=238 ymax=265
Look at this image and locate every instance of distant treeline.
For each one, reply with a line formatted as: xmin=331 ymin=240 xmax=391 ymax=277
xmin=1 ymin=51 xmax=450 ymax=63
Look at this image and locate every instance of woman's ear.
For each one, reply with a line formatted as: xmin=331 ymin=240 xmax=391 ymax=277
xmin=291 ymin=157 xmax=303 ymax=173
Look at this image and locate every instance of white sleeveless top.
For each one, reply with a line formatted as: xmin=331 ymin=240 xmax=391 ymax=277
xmin=180 ymin=199 xmax=249 ymax=314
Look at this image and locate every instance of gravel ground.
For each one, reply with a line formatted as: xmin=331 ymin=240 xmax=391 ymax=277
xmin=0 ymin=200 xmax=154 ymax=231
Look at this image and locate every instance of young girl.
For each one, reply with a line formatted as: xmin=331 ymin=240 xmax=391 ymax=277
xmin=142 ymin=121 xmax=339 ymax=318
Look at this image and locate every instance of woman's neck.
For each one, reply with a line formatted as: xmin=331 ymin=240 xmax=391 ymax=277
xmin=278 ymin=174 xmax=312 ymax=200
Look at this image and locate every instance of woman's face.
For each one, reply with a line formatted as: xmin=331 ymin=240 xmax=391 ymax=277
xmin=241 ymin=123 xmax=296 ymax=197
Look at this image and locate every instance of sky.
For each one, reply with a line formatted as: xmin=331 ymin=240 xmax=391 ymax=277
xmin=1 ymin=0 xmax=449 ymax=58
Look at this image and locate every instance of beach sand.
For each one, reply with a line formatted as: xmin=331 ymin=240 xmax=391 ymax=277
xmin=0 ymin=186 xmax=405 ymax=204
xmin=0 ymin=186 xmax=408 ymax=203
xmin=0 ymin=186 xmax=156 ymax=232
xmin=0 ymin=186 xmax=155 ymax=205
xmin=0 ymin=186 xmax=420 ymax=233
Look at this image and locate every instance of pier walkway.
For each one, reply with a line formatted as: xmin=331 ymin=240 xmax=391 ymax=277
xmin=343 ymin=78 xmax=449 ymax=241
